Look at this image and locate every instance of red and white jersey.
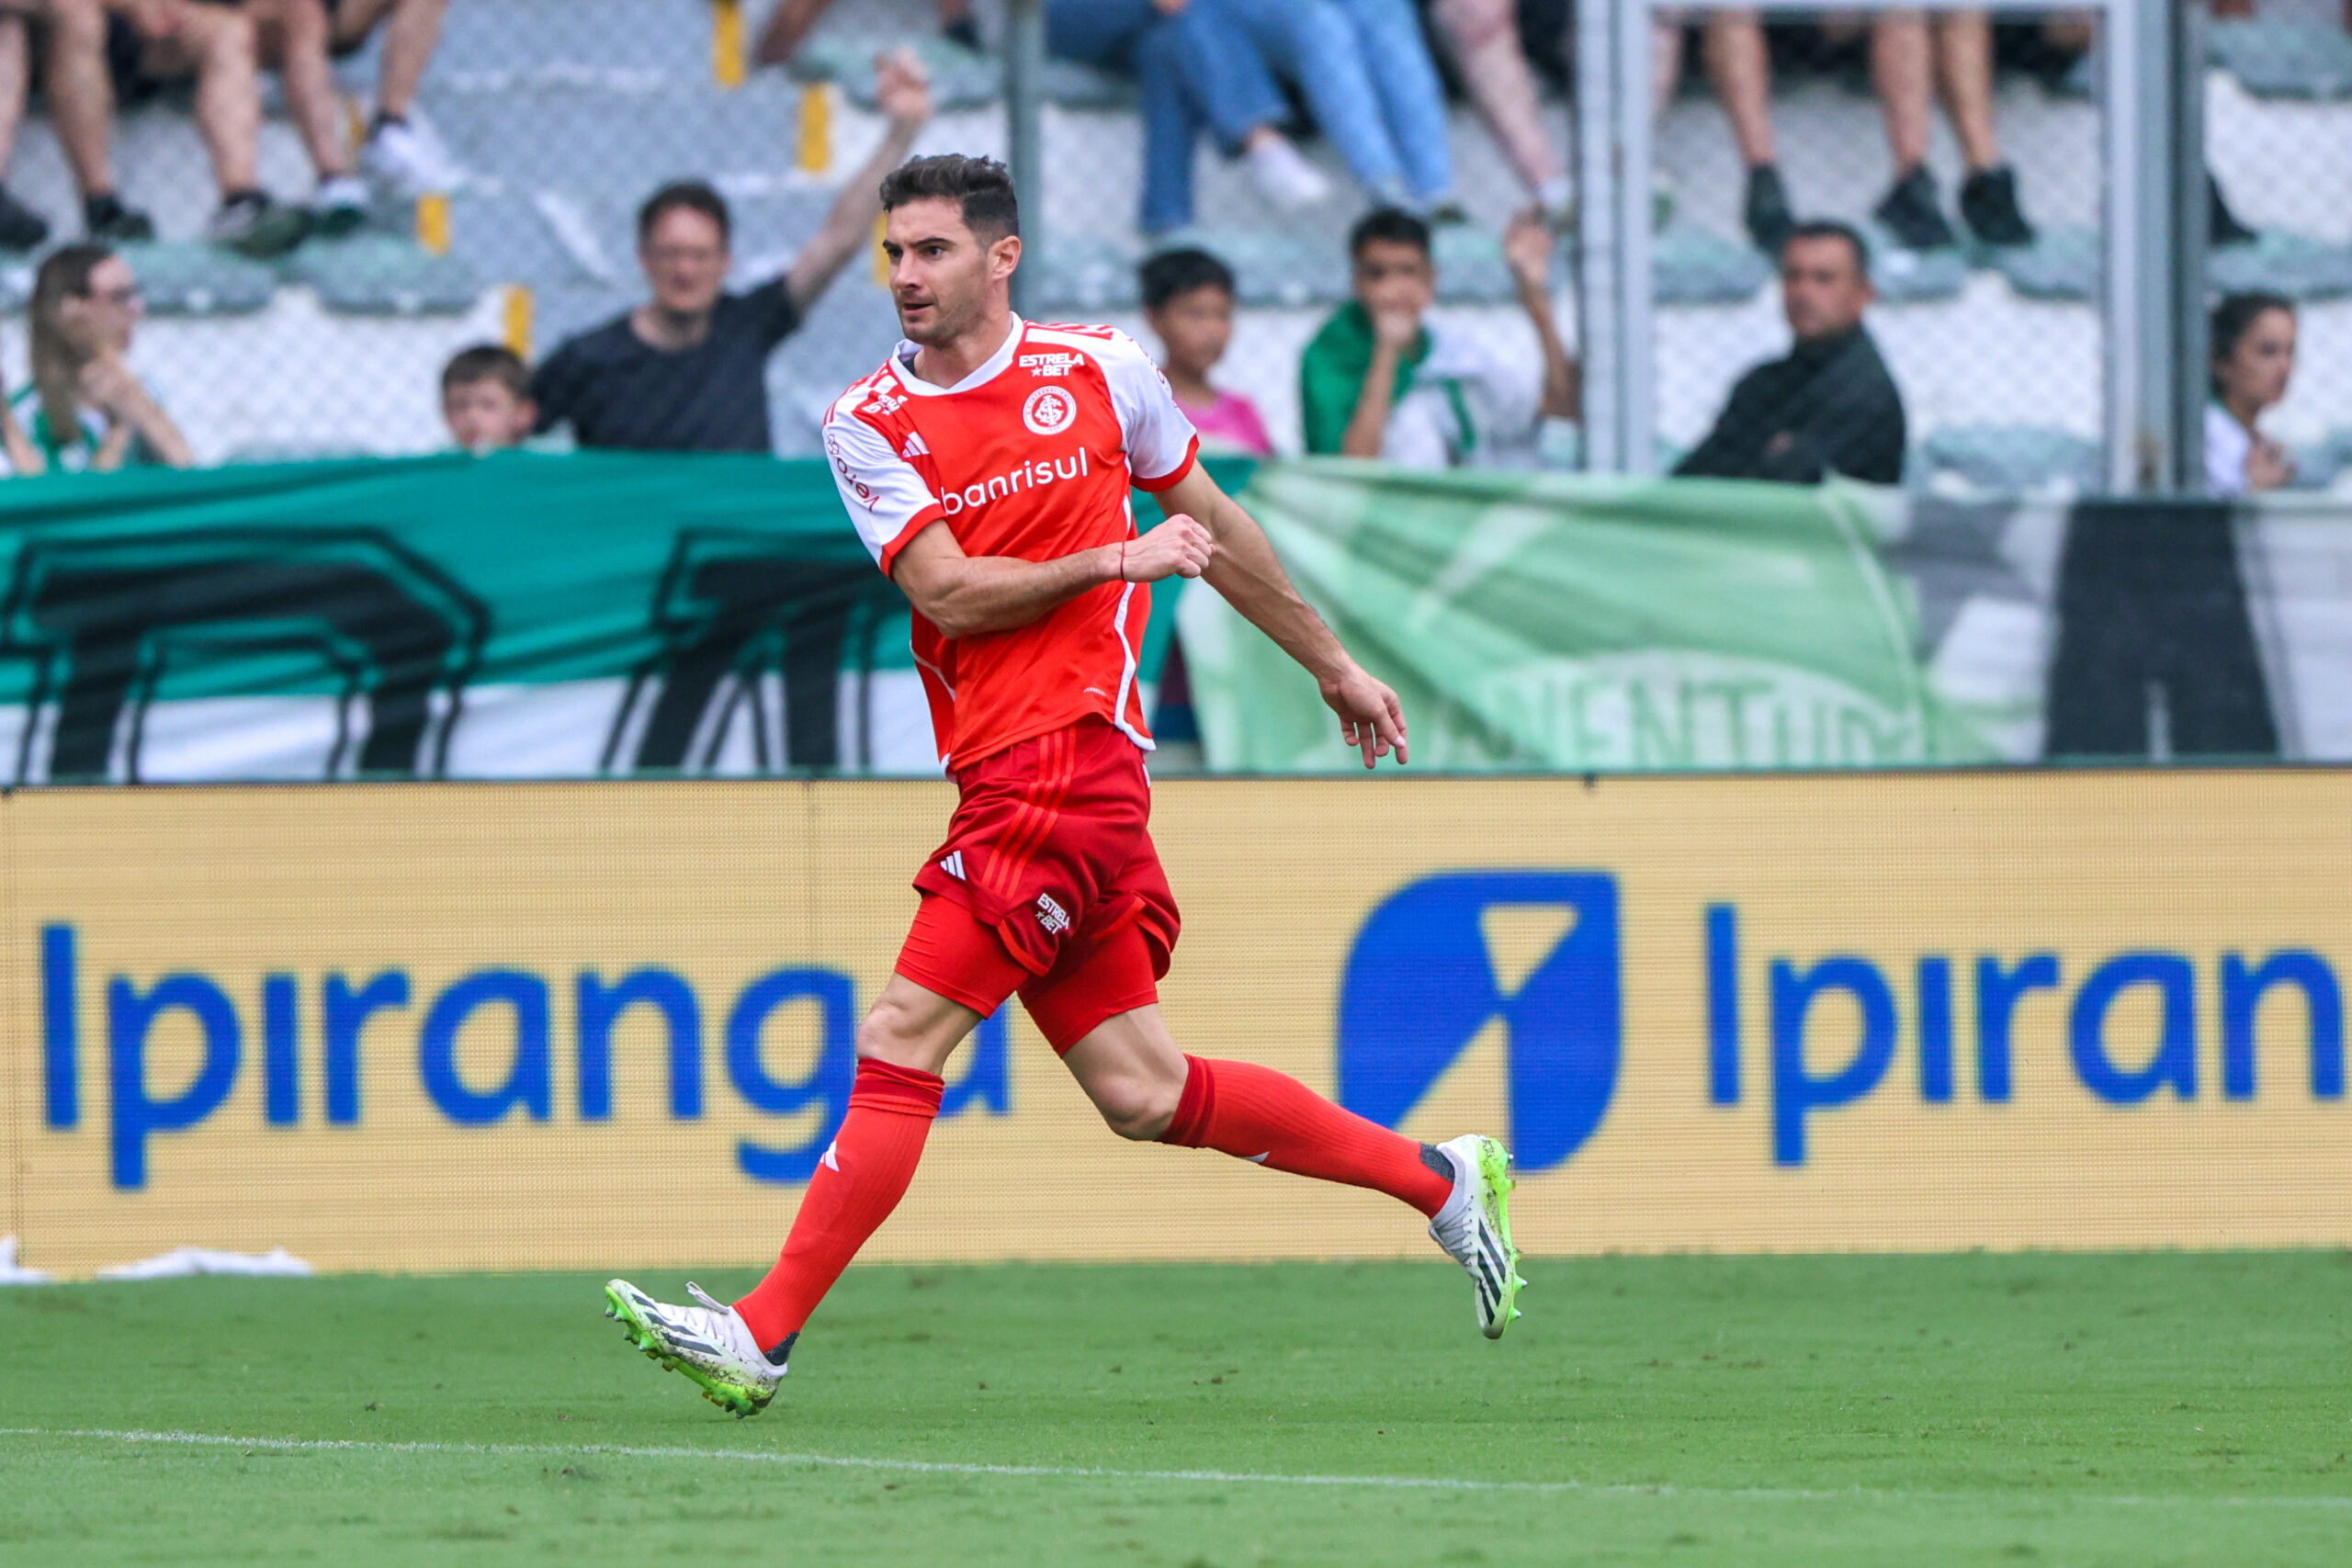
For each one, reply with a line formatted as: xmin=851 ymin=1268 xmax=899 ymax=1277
xmin=823 ymin=315 xmax=1200 ymax=771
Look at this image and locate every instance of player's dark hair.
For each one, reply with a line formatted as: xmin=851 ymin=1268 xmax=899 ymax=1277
xmin=2210 ymin=290 xmax=2294 ymax=397
xmin=1139 ymin=247 xmax=1236 ymax=311
xmin=878 ymin=153 xmax=1020 ymax=243
xmin=1348 ymin=207 xmax=1431 ymax=262
xmin=637 ymin=179 xmax=731 ymax=246
xmin=441 ymin=343 xmax=529 ymax=398
xmin=1782 ymin=220 xmax=1871 ymax=280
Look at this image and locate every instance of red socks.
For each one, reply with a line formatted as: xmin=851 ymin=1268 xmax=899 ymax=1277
xmin=733 ymin=1055 xmax=1451 ymax=1352
xmin=1160 ymin=1055 xmax=1453 ymax=1218
xmin=733 ymin=1058 xmax=944 ymax=1351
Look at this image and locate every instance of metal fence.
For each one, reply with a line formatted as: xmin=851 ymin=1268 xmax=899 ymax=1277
xmin=0 ymin=0 xmax=2341 ymax=496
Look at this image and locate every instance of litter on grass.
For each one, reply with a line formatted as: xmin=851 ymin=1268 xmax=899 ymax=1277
xmin=0 ymin=1236 xmax=52 ymax=1286
xmin=95 ymin=1247 xmax=314 ymax=1281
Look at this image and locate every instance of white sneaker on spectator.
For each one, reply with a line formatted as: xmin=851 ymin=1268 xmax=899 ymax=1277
xmin=361 ymin=115 xmax=465 ymax=198
xmin=1246 ymin=136 xmax=1329 ymax=210
xmin=311 ymin=175 xmax=369 ymax=239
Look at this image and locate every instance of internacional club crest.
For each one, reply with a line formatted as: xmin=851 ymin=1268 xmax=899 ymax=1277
xmin=1022 ymin=385 xmax=1078 ymax=435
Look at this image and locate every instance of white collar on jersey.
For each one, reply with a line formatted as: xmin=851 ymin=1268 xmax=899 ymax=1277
xmin=889 ymin=313 xmax=1024 ymax=396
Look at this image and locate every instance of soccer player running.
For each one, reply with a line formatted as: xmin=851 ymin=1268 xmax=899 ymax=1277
xmin=605 ymin=155 xmax=1521 ymax=1418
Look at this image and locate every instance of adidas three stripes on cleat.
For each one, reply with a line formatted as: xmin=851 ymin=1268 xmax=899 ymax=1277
xmin=604 ymin=1278 xmax=783 ymax=1418
xmin=1426 ymin=1134 xmax=1525 ymax=1339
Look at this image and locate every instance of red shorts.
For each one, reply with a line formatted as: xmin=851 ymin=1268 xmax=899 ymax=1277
xmin=894 ymin=718 xmax=1181 ymax=1052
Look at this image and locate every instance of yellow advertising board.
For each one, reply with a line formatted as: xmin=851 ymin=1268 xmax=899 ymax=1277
xmin=6 ymin=770 xmax=2350 ymax=1279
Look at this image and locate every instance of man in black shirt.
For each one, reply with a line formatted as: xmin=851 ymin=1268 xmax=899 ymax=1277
xmin=1675 ymin=220 xmax=1906 ymax=487
xmin=531 ymin=51 xmax=932 ymax=453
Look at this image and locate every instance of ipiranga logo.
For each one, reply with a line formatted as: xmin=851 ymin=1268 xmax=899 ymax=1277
xmin=1337 ymin=873 xmax=1623 ymax=1173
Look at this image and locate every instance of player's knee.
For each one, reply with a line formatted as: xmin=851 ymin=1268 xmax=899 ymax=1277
xmin=1095 ymin=1074 xmax=1180 ymax=1142
xmin=853 ymin=998 xmax=933 ymax=1071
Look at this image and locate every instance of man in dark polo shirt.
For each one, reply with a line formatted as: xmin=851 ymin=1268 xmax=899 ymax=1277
xmin=531 ymin=51 xmax=931 ymax=453
xmin=1675 ymin=220 xmax=1906 ymax=487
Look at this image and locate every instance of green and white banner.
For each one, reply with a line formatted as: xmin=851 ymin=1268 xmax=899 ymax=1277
xmin=1 ymin=453 xmax=2346 ymax=782
xmin=1182 ymin=462 xmax=2352 ymax=772
xmin=0 ymin=452 xmax=998 ymax=783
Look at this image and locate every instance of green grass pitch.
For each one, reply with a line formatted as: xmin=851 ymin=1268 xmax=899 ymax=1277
xmin=2 ymin=1253 xmax=2346 ymax=1565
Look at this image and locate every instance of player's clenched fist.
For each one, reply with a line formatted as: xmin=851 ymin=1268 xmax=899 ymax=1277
xmin=1117 ymin=515 xmax=1216 ymax=582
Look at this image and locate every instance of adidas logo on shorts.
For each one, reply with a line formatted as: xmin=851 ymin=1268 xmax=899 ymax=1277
xmin=1035 ymin=892 xmax=1071 ymax=935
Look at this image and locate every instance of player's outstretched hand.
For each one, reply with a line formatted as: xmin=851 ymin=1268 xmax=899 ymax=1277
xmin=1321 ymin=662 xmax=1408 ymax=770
xmin=1120 ymin=515 xmax=1215 ymax=583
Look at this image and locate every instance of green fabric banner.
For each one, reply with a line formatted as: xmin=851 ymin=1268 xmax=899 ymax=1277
xmin=1179 ymin=462 xmax=2013 ymax=773
xmin=0 ymin=452 xmax=1210 ymax=782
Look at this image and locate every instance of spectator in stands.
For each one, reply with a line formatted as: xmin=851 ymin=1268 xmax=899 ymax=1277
xmin=0 ymin=370 xmax=43 ymax=473
xmin=1866 ymin=10 xmax=2035 ymax=251
xmin=1302 ymin=206 xmax=1576 ymax=467
xmin=17 ymin=243 xmax=193 ymax=470
xmin=235 ymin=0 xmax=375 ymax=234
xmin=441 ymin=344 xmax=536 ymax=455
xmin=0 ymin=0 xmax=155 ymax=246
xmin=1675 ymin=220 xmax=1905 ymax=486
xmin=755 ymin=0 xmax=980 ymax=67
xmin=1201 ymin=0 xmax=1460 ymax=216
xmin=1142 ymin=247 xmax=1272 ymax=457
xmin=2206 ymin=292 xmax=2297 ymax=498
xmin=1419 ymin=0 xmax=1572 ymax=222
xmin=105 ymin=0 xmax=311 ymax=255
xmin=320 ymin=0 xmax=457 ymax=196
xmin=244 ymin=2 xmax=458 ymax=215
xmin=1655 ymin=13 xmax=1792 ymax=253
xmin=529 ymin=51 xmax=932 ymax=453
xmin=1045 ymin=0 xmax=1329 ymax=238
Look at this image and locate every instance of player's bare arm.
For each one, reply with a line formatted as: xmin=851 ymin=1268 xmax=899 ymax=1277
xmin=1154 ymin=463 xmax=1408 ymax=769
xmin=888 ymin=513 xmax=1214 ymax=637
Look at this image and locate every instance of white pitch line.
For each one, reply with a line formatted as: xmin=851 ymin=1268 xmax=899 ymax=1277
xmin=2 ymin=1428 xmax=2347 ymax=1513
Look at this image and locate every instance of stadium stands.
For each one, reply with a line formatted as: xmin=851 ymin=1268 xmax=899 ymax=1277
xmin=0 ymin=0 xmax=2335 ymax=488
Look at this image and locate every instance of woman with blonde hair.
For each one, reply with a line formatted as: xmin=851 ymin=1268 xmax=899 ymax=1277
xmin=17 ymin=243 xmax=191 ymax=472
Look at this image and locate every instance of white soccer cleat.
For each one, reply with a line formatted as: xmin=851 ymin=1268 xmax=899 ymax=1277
xmin=1427 ymin=1134 xmax=1524 ymax=1339
xmin=604 ymin=1278 xmax=784 ymax=1418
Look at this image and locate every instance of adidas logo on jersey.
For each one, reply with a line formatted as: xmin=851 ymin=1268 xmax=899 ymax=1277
xmin=1035 ymin=893 xmax=1071 ymax=936
xmin=901 ymin=432 xmax=931 ymax=458
xmin=939 ymin=851 xmax=967 ymax=881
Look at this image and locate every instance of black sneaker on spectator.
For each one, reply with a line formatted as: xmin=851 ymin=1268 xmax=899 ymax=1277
xmin=209 ymin=191 xmax=310 ymax=258
xmin=1958 ymin=164 xmax=2034 ymax=249
xmin=84 ymin=192 xmax=154 ymax=243
xmin=2209 ymin=173 xmax=2256 ymax=249
xmin=1872 ymin=164 xmax=1956 ymax=251
xmin=311 ymin=175 xmax=368 ymax=239
xmin=0 ymin=186 xmax=49 ymax=252
xmin=1743 ymin=164 xmax=1793 ymax=257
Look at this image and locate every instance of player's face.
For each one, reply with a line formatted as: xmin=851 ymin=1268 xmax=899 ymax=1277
xmin=2215 ymin=307 xmax=2297 ymax=414
xmin=1145 ymin=286 xmax=1234 ymax=378
xmin=443 ymin=380 xmax=537 ymax=454
xmin=639 ymin=208 xmax=729 ymax=318
xmin=1779 ymin=236 xmax=1871 ymax=343
xmin=1351 ymin=241 xmax=1434 ymax=321
xmin=883 ymin=197 xmax=1016 ymax=345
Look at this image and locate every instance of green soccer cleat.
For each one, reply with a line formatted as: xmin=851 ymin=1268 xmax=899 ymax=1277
xmin=604 ymin=1278 xmax=783 ymax=1418
xmin=1426 ymin=1134 xmax=1525 ymax=1339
